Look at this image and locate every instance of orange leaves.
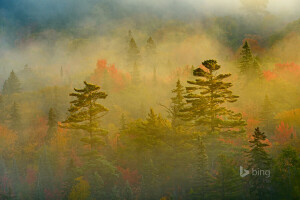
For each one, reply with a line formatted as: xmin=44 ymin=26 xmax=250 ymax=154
xmin=90 ymin=59 xmax=129 ymax=91
xmin=263 ymin=63 xmax=300 ymax=82
xmin=0 ymin=125 xmax=17 ymax=159
xmin=273 ymin=121 xmax=296 ymax=145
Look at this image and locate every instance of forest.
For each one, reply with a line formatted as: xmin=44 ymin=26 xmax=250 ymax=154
xmin=0 ymin=0 xmax=299 ymax=199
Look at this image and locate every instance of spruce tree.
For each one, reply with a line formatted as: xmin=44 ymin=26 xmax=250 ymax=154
xmin=247 ymin=127 xmax=271 ymax=200
xmin=170 ymin=79 xmax=186 ymax=128
xmin=214 ymin=154 xmax=242 ymax=200
xmin=183 ymin=59 xmax=245 ymax=135
xmin=127 ymin=37 xmax=140 ymax=65
xmin=2 ymin=70 xmax=21 ymax=95
xmin=191 ymin=137 xmax=210 ymax=200
xmin=61 ymin=81 xmax=108 ymax=151
xmin=239 ymin=41 xmax=253 ymax=75
xmin=47 ymin=108 xmax=58 ymax=141
xmin=10 ymin=102 xmax=21 ymax=132
xmin=146 ymin=36 xmax=156 ymax=56
xmin=260 ymin=95 xmax=275 ymax=136
xmin=239 ymin=41 xmax=261 ymax=80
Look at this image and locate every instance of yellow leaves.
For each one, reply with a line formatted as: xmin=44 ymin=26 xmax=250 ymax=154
xmin=68 ymin=176 xmax=90 ymax=200
xmin=276 ymin=109 xmax=300 ymax=127
xmin=0 ymin=125 xmax=17 ymax=158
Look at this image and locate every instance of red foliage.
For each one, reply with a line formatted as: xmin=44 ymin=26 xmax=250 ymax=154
xmin=117 ymin=166 xmax=141 ymax=187
xmin=90 ymin=59 xmax=129 ymax=91
xmin=273 ymin=121 xmax=297 ymax=144
xmin=263 ymin=63 xmax=300 ymax=81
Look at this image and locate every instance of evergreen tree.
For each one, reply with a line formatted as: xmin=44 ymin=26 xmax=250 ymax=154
xmin=127 ymin=37 xmax=140 ymax=66
xmin=239 ymin=41 xmax=261 ymax=80
xmin=272 ymin=146 xmax=300 ymax=200
xmin=260 ymin=95 xmax=275 ymax=136
xmin=146 ymin=36 xmax=156 ymax=56
xmin=213 ymin=154 xmax=242 ymax=200
xmin=170 ymin=79 xmax=186 ymax=128
xmin=61 ymin=81 xmax=108 ymax=151
xmin=2 ymin=70 xmax=21 ymax=95
xmin=47 ymin=108 xmax=58 ymax=141
xmin=247 ymin=127 xmax=272 ymax=200
xmin=10 ymin=102 xmax=21 ymax=132
xmin=183 ymin=59 xmax=245 ymax=134
xmin=191 ymin=137 xmax=210 ymax=200
xmin=239 ymin=41 xmax=253 ymax=75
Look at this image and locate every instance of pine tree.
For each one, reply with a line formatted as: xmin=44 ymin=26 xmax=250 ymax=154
xmin=183 ymin=59 xmax=245 ymax=135
xmin=61 ymin=81 xmax=108 ymax=151
xmin=247 ymin=127 xmax=272 ymax=200
xmin=170 ymin=79 xmax=186 ymax=128
xmin=10 ymin=102 xmax=21 ymax=132
xmin=146 ymin=36 xmax=156 ymax=55
xmin=47 ymin=108 xmax=58 ymax=141
xmin=239 ymin=41 xmax=261 ymax=80
xmin=127 ymin=37 xmax=140 ymax=66
xmin=191 ymin=137 xmax=210 ymax=200
xmin=2 ymin=70 xmax=21 ymax=95
xmin=239 ymin=41 xmax=253 ymax=74
xmin=273 ymin=146 xmax=300 ymax=199
xmin=260 ymin=95 xmax=275 ymax=136
xmin=214 ymin=154 xmax=242 ymax=200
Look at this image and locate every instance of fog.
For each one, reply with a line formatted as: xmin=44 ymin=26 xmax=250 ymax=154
xmin=0 ymin=0 xmax=299 ymax=199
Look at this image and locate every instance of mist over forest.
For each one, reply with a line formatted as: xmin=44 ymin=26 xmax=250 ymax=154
xmin=0 ymin=0 xmax=299 ymax=199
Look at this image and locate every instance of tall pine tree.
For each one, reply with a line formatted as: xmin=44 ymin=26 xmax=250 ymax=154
xmin=61 ymin=81 xmax=108 ymax=151
xmin=183 ymin=59 xmax=245 ymax=135
xmin=170 ymin=79 xmax=186 ymax=128
xmin=247 ymin=127 xmax=272 ymax=200
xmin=2 ymin=70 xmax=21 ymax=95
xmin=191 ymin=137 xmax=210 ymax=200
xmin=239 ymin=41 xmax=261 ymax=80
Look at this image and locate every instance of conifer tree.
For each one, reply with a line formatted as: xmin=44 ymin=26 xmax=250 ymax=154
xmin=146 ymin=36 xmax=156 ymax=56
xmin=214 ymin=154 xmax=242 ymax=199
xmin=170 ymin=79 xmax=186 ymax=128
xmin=239 ymin=41 xmax=261 ymax=79
xmin=260 ymin=95 xmax=275 ymax=135
xmin=10 ymin=102 xmax=21 ymax=132
xmin=47 ymin=108 xmax=58 ymax=141
xmin=2 ymin=70 xmax=21 ymax=95
xmin=183 ymin=59 xmax=245 ymax=134
xmin=191 ymin=137 xmax=210 ymax=200
xmin=61 ymin=81 xmax=108 ymax=151
xmin=247 ymin=127 xmax=271 ymax=199
xmin=127 ymin=37 xmax=140 ymax=65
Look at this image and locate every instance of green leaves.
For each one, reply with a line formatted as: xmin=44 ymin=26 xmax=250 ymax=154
xmin=183 ymin=59 xmax=246 ymax=135
xmin=61 ymin=81 xmax=108 ymax=150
